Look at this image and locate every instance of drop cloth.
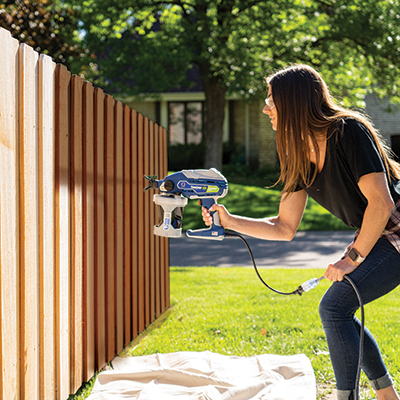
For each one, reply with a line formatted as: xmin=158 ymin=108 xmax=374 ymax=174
xmin=87 ymin=351 xmax=316 ymax=400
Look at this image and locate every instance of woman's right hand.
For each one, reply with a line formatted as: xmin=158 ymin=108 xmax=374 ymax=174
xmin=200 ymin=202 xmax=230 ymax=229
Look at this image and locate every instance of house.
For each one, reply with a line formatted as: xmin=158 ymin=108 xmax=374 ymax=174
xmin=123 ymin=88 xmax=400 ymax=169
xmin=364 ymin=94 xmax=400 ymax=159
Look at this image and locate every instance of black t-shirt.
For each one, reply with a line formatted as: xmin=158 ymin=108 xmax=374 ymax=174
xmin=296 ymin=118 xmax=400 ymax=228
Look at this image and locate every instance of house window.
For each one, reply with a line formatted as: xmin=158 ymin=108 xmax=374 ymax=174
xmin=168 ymin=102 xmax=203 ymax=145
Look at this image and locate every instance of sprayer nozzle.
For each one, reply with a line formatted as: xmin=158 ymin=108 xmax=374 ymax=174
xmin=144 ymin=175 xmax=159 ymax=191
xmin=297 ymin=277 xmax=325 ymax=294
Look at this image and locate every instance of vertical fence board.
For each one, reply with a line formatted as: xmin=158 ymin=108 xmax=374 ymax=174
xmin=70 ymin=75 xmax=84 ymax=393
xmin=94 ymin=88 xmax=106 ymax=371
xmin=83 ymin=82 xmax=95 ymax=381
xmin=104 ymin=95 xmax=115 ymax=360
xmin=130 ymin=110 xmax=139 ymax=339
xmin=143 ymin=118 xmax=151 ymax=328
xmin=0 ymin=28 xmax=20 ymax=400
xmin=55 ymin=64 xmax=71 ymax=400
xmin=19 ymin=43 xmax=40 ymax=400
xmin=38 ymin=53 xmax=56 ymax=399
xmin=114 ymin=101 xmax=124 ymax=354
xmin=137 ymin=114 xmax=145 ymax=333
xmin=123 ymin=106 xmax=132 ymax=346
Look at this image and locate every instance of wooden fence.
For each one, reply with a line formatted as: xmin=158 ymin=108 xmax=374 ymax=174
xmin=0 ymin=27 xmax=169 ymax=399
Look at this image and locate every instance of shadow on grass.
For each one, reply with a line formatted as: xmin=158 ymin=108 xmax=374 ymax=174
xmin=119 ymin=306 xmax=175 ymax=357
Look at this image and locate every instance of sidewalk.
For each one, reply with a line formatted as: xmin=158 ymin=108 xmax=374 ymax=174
xmin=169 ymin=230 xmax=356 ymax=269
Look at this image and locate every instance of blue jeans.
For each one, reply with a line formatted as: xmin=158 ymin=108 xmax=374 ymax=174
xmin=319 ymin=238 xmax=400 ymax=399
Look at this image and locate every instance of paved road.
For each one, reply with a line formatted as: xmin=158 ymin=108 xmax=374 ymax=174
xmin=169 ymin=230 xmax=356 ymax=269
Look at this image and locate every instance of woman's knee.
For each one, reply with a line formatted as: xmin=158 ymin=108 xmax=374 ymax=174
xmin=319 ymin=282 xmax=359 ymax=323
xmin=319 ymin=291 xmax=333 ymax=322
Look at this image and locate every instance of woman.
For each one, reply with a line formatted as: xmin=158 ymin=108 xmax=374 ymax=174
xmin=202 ymin=64 xmax=400 ymax=400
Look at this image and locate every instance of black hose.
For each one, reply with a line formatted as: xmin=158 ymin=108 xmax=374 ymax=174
xmin=343 ymin=275 xmax=364 ymax=400
xmin=225 ymin=231 xmax=301 ymax=295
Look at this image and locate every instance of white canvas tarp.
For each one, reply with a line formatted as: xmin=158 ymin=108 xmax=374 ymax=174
xmin=88 ymin=351 xmax=316 ymax=399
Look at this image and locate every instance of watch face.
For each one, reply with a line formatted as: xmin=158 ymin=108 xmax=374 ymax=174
xmin=348 ymin=248 xmax=358 ymax=262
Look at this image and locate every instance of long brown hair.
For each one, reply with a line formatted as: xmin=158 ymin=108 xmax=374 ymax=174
xmin=266 ymin=64 xmax=400 ymax=194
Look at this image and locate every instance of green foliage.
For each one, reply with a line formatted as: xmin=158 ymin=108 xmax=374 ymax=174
xmin=168 ymin=141 xmax=251 ymax=173
xmin=70 ymin=0 xmax=400 ymax=102
xmin=168 ymin=142 xmax=206 ymax=171
xmin=0 ymin=0 xmax=87 ymax=74
xmin=68 ymin=374 xmax=98 ymax=400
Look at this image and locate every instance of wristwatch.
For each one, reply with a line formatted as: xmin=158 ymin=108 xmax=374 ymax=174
xmin=348 ymin=247 xmax=366 ymax=263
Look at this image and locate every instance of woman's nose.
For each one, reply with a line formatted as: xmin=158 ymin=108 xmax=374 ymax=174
xmin=263 ymin=105 xmax=271 ymax=114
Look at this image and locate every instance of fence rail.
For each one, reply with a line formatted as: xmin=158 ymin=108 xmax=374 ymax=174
xmin=0 ymin=27 xmax=169 ymax=400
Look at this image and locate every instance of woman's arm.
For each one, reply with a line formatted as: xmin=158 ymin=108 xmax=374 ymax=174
xmin=202 ymin=189 xmax=308 ymax=241
xmin=324 ymin=171 xmax=395 ymax=281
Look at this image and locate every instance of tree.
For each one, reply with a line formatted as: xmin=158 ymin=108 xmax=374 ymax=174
xmin=0 ymin=0 xmax=87 ymax=74
xmin=72 ymin=0 xmax=400 ymax=170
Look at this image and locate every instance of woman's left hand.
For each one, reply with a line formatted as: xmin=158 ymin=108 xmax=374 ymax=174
xmin=324 ymin=257 xmax=360 ymax=282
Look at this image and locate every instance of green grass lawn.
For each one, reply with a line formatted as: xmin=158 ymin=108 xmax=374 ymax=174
xmin=74 ymin=267 xmax=400 ymax=400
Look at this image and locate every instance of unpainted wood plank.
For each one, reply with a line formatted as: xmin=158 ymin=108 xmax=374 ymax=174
xmin=70 ymin=75 xmax=84 ymax=394
xmin=55 ymin=63 xmax=71 ymax=400
xmin=104 ymin=94 xmax=115 ymax=360
xmin=83 ymin=81 xmax=96 ymax=381
xmin=0 ymin=27 xmax=20 ymax=400
xmin=94 ymin=88 xmax=106 ymax=371
xmin=19 ymin=43 xmax=40 ymax=400
xmin=114 ymin=100 xmax=124 ymax=354
xmin=38 ymin=53 xmax=56 ymax=400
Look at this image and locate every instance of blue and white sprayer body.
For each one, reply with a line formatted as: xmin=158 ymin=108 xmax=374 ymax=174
xmin=144 ymin=168 xmax=228 ymax=240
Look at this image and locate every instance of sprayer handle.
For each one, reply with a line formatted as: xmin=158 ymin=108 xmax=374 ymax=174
xmin=186 ymin=198 xmax=225 ymax=240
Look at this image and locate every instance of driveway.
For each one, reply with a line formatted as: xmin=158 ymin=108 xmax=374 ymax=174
xmin=169 ymin=230 xmax=356 ymax=269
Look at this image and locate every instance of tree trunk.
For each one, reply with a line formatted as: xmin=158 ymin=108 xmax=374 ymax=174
xmin=202 ymin=77 xmax=226 ymax=171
